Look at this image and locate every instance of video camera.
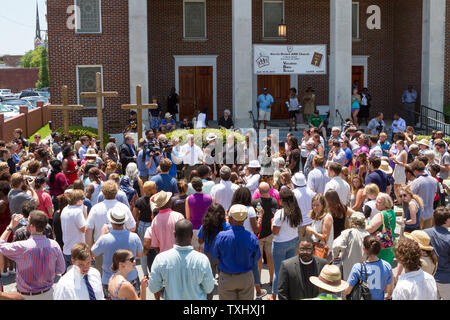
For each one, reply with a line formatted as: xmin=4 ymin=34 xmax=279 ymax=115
xmin=143 ymin=142 xmax=161 ymax=157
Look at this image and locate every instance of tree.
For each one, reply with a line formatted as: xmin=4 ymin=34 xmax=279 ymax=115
xmin=36 ymin=48 xmax=49 ymax=89
xmin=20 ymin=47 xmax=45 ymax=68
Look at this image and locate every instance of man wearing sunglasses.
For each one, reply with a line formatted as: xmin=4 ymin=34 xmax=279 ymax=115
xmin=54 ymin=243 xmax=104 ymax=300
xmin=277 ymin=238 xmax=328 ymax=300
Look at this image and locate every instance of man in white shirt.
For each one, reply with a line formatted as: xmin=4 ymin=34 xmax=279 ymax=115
xmin=368 ymin=135 xmax=383 ymax=158
xmin=292 ymin=173 xmax=316 ymax=239
xmin=85 ymin=181 xmax=136 ymax=275
xmin=61 ymin=189 xmax=87 ymax=269
xmin=180 ymin=134 xmax=204 ymax=179
xmin=187 ymin=165 xmax=216 ymax=196
xmin=244 ymin=160 xmax=261 ymax=197
xmin=211 ymin=166 xmax=239 ymax=212
xmin=324 ymin=162 xmax=351 ymax=206
xmin=54 ymin=243 xmax=104 ymax=300
xmin=307 ymin=155 xmax=330 ymax=194
xmin=391 ymin=113 xmax=406 ymax=134
xmin=326 ymin=139 xmax=346 ymax=167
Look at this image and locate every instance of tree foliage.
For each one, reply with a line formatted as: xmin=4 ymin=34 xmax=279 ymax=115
xmin=21 ymin=47 xmax=45 ymax=68
xmin=36 ymin=48 xmax=49 ymax=89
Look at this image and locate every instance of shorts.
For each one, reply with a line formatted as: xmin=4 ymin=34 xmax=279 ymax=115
xmin=289 ymin=111 xmax=298 ymax=119
xmin=259 ymin=109 xmax=271 ymax=121
xmin=259 ymin=234 xmax=274 ymax=255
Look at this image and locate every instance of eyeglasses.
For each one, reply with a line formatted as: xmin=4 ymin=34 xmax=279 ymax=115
xmin=298 ymin=248 xmax=314 ymax=253
xmin=399 ymin=194 xmax=408 ymax=198
xmin=127 ymin=257 xmax=135 ymax=263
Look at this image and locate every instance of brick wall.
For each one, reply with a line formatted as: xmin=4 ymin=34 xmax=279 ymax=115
xmin=0 ymin=68 xmax=39 ymax=92
xmin=445 ymin=0 xmax=450 ymax=107
xmin=147 ymin=0 xmax=232 ymax=119
xmin=47 ymin=0 xmax=130 ymax=134
xmin=393 ymin=0 xmax=422 ymax=117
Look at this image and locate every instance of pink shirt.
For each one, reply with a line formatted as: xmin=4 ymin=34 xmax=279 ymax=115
xmin=147 ymin=208 xmax=184 ymax=253
xmin=36 ymin=190 xmax=53 ymax=219
xmin=252 ymin=188 xmax=280 ymax=204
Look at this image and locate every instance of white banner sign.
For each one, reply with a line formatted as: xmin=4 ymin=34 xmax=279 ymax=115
xmin=254 ymin=45 xmax=327 ymax=75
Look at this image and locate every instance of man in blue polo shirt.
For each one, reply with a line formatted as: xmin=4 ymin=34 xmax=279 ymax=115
xmin=150 ymin=158 xmax=179 ymax=194
xmin=365 ymin=156 xmax=393 ymax=193
xmin=210 ymin=204 xmax=260 ymax=300
xmin=257 ymin=88 xmax=274 ymax=130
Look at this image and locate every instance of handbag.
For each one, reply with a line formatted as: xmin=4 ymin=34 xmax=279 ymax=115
xmin=346 ymin=262 xmax=372 ymax=300
xmin=313 ymin=241 xmax=329 ymax=259
xmin=375 ymin=211 xmax=394 ymax=249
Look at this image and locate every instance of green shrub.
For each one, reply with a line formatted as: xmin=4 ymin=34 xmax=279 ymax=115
xmin=55 ymin=126 xmax=111 ymax=148
xmin=166 ymin=128 xmax=246 ymax=146
xmin=416 ymin=135 xmax=450 ymax=146
xmin=444 ymin=104 xmax=450 ymax=124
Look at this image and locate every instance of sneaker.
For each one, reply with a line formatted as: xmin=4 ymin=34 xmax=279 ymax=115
xmin=1 ymin=271 xmax=8 ymax=277
xmin=256 ymin=289 xmax=267 ymax=299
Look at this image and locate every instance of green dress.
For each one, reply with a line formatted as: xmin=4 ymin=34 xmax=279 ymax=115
xmin=376 ymin=209 xmax=396 ymax=266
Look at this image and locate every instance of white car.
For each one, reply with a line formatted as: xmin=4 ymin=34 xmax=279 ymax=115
xmin=22 ymin=96 xmax=49 ymax=108
xmin=0 ymin=89 xmax=16 ymax=100
xmin=0 ymin=105 xmax=19 ymax=119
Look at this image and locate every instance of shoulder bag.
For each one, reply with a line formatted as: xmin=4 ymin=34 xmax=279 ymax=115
xmin=375 ymin=211 xmax=394 ymax=249
xmin=346 ymin=262 xmax=372 ymax=300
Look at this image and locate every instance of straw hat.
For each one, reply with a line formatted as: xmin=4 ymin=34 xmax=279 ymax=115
xmin=107 ymin=205 xmax=129 ymax=225
xmin=228 ymin=204 xmax=248 ymax=222
xmin=85 ymin=148 xmax=98 ymax=158
xmin=206 ymin=133 xmax=217 ymax=141
xmin=404 ymin=230 xmax=434 ymax=251
xmin=248 ymin=160 xmax=261 ymax=168
xmin=350 ymin=211 xmax=366 ymax=227
xmin=292 ymin=172 xmax=307 ymax=187
xmin=150 ymin=191 xmax=172 ymax=208
xmin=309 ymin=264 xmax=349 ymax=293
xmin=418 ymin=139 xmax=430 ymax=148
xmin=379 ymin=160 xmax=393 ymax=175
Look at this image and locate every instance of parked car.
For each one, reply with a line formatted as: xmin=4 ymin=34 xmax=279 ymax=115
xmin=0 ymin=89 xmax=16 ymax=100
xmin=19 ymin=90 xmax=40 ymax=99
xmin=35 ymin=91 xmax=50 ymax=98
xmin=0 ymin=105 xmax=19 ymax=120
xmin=1 ymin=99 xmax=33 ymax=110
xmin=22 ymin=96 xmax=49 ymax=108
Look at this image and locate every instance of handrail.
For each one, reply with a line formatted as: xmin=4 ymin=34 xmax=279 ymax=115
xmin=417 ymin=105 xmax=450 ymax=137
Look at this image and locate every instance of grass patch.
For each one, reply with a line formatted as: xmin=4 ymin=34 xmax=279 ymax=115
xmin=28 ymin=124 xmax=52 ymax=141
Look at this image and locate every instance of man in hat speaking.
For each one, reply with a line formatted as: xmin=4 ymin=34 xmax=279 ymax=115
xmin=210 ymin=204 xmax=261 ymax=300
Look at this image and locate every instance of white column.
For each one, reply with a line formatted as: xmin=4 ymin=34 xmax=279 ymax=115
xmin=329 ymin=0 xmax=352 ymax=126
xmin=421 ymin=0 xmax=446 ymax=112
xmin=232 ymin=0 xmax=253 ymax=128
xmin=129 ymin=0 xmax=150 ymax=124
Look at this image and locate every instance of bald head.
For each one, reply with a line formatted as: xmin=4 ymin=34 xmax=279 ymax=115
xmin=174 ymin=219 xmax=193 ymax=246
xmin=259 ymin=182 xmax=270 ymax=196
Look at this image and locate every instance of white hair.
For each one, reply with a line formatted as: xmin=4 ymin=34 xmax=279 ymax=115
xmin=125 ymin=162 xmax=139 ymax=184
xmin=224 ymin=109 xmax=231 ymax=115
xmin=424 ymin=150 xmax=435 ymax=159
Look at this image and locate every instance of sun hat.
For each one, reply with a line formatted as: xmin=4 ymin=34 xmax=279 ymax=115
xmin=248 ymin=160 xmax=261 ymax=168
xmin=292 ymin=172 xmax=307 ymax=187
xmin=309 ymin=264 xmax=349 ymax=293
xmin=85 ymin=148 xmax=98 ymax=158
xmin=150 ymin=191 xmax=173 ymax=208
xmin=206 ymin=133 xmax=217 ymax=141
xmin=107 ymin=205 xmax=129 ymax=225
xmin=379 ymin=160 xmax=393 ymax=175
xmin=228 ymin=204 xmax=248 ymax=222
xmin=418 ymin=139 xmax=430 ymax=148
xmin=350 ymin=211 xmax=366 ymax=227
xmin=404 ymin=230 xmax=434 ymax=251
xmin=165 ymin=112 xmax=172 ymax=119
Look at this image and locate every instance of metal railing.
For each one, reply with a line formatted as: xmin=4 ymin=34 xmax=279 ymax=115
xmin=415 ymin=105 xmax=450 ymax=137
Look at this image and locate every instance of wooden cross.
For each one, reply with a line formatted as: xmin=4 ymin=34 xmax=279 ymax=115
xmin=47 ymin=85 xmax=84 ymax=136
xmin=80 ymin=72 xmax=119 ymax=148
xmin=121 ymin=85 xmax=158 ymax=141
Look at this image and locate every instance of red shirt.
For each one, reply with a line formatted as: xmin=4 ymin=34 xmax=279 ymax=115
xmin=36 ymin=190 xmax=53 ymax=219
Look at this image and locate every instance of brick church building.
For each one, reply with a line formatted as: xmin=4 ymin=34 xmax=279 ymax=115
xmin=47 ymin=0 xmax=449 ymax=134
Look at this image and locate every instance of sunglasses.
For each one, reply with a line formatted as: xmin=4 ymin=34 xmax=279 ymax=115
xmin=399 ymin=194 xmax=408 ymax=198
xmin=127 ymin=257 xmax=135 ymax=263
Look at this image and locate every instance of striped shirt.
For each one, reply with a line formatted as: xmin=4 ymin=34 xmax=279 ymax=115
xmin=0 ymin=235 xmax=65 ymax=293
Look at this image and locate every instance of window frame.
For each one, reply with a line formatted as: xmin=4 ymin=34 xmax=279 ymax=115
xmin=352 ymin=2 xmax=360 ymax=40
xmin=183 ymin=0 xmax=207 ymax=41
xmin=76 ymin=65 xmax=103 ymax=109
xmin=74 ymin=0 xmax=102 ymax=34
xmin=262 ymin=0 xmax=285 ymax=40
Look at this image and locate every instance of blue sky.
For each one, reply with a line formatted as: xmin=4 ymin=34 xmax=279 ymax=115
xmin=0 ymin=0 xmax=47 ymax=55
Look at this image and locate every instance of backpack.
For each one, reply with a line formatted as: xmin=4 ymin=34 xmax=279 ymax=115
xmin=346 ymin=262 xmax=372 ymax=300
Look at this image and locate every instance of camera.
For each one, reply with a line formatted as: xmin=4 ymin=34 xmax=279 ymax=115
xmin=143 ymin=142 xmax=160 ymax=157
xmin=160 ymin=141 xmax=173 ymax=154
xmin=376 ymin=122 xmax=384 ymax=134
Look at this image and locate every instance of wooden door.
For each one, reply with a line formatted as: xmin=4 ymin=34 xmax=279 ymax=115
xmin=257 ymin=75 xmax=290 ymax=120
xmin=195 ymin=66 xmax=213 ymax=120
xmin=352 ymin=66 xmax=364 ymax=92
xmin=179 ymin=66 xmax=213 ymax=121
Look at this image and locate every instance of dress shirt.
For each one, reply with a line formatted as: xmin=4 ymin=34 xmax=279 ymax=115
xmin=330 ymin=148 xmax=346 ymax=166
xmin=369 ymin=145 xmax=383 ymax=158
xmin=181 ymin=144 xmax=204 ymax=166
xmin=149 ymin=245 xmax=215 ymax=300
xmin=96 ymin=190 xmax=129 ymax=206
xmin=402 ymin=90 xmax=417 ymax=103
xmin=53 ymin=265 xmax=104 ymax=300
xmin=307 ymin=167 xmax=330 ymax=194
xmin=391 ymin=118 xmax=406 ymax=133
xmin=0 ymin=235 xmax=65 ymax=293
xmin=78 ymin=145 xmax=88 ymax=161
xmin=293 ymin=186 xmax=316 ymax=227
xmin=187 ymin=179 xmax=216 ymax=196
xmin=210 ymin=226 xmax=261 ymax=274
xmin=147 ymin=208 xmax=185 ymax=253
xmin=367 ymin=118 xmax=386 ymax=134
xmin=245 ymin=174 xmax=261 ymax=197
xmin=324 ymin=176 xmax=351 ymax=206
xmin=392 ymin=269 xmax=438 ymax=300
xmin=410 ymin=174 xmax=438 ymax=220
xmin=210 ymin=180 xmax=239 ymax=211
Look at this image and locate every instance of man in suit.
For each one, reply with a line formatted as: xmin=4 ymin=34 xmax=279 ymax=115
xmin=119 ymin=134 xmax=137 ymax=173
xmin=277 ymin=238 xmax=328 ymax=300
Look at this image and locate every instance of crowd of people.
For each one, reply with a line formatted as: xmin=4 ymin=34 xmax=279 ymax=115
xmin=0 ymin=110 xmax=448 ymax=301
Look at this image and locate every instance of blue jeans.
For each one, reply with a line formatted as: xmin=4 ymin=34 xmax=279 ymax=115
xmin=271 ymin=237 xmax=299 ymax=294
xmin=252 ymin=263 xmax=261 ymax=286
xmin=137 ymin=221 xmax=151 ymax=276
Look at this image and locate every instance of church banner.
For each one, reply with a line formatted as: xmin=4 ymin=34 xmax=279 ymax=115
xmin=254 ymin=44 xmax=327 ymax=75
